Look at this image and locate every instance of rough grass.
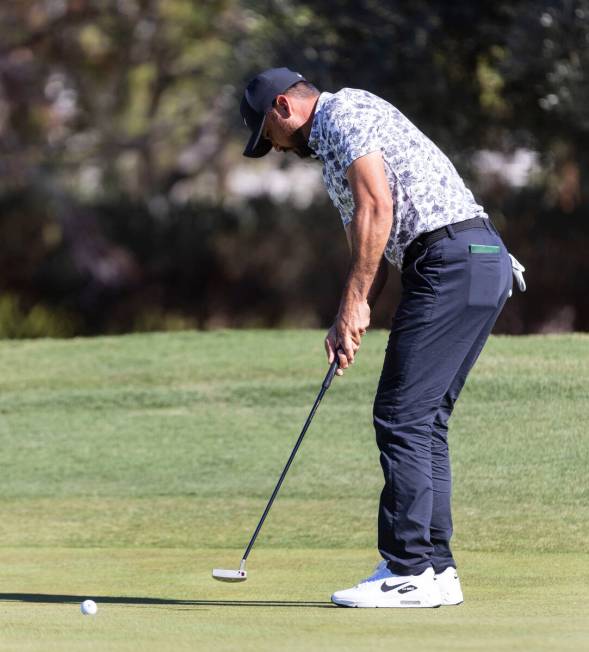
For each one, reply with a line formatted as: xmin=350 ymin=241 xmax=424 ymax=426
xmin=0 ymin=331 xmax=587 ymax=650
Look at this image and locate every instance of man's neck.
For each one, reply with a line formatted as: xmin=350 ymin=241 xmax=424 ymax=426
xmin=299 ymin=95 xmax=321 ymax=141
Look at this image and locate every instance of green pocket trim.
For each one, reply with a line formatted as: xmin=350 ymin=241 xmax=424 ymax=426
xmin=469 ymin=244 xmax=500 ymax=254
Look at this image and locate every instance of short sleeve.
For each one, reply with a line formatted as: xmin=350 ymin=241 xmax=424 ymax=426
xmin=325 ymin=99 xmax=382 ymax=173
xmin=323 ymin=172 xmax=353 ymax=227
xmin=337 ymin=199 xmax=353 ymax=226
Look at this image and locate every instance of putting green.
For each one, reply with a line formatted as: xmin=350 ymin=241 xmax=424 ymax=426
xmin=1 ymin=549 xmax=587 ymax=651
xmin=0 ymin=331 xmax=588 ymax=650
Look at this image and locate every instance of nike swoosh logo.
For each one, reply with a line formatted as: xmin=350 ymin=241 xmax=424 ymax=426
xmin=380 ymin=581 xmax=407 ymax=593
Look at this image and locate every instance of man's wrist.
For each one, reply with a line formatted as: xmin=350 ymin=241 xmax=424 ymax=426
xmin=341 ymin=280 xmax=369 ymax=308
xmin=337 ymin=301 xmax=370 ymax=332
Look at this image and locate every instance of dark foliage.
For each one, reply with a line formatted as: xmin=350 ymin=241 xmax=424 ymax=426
xmin=0 ymin=1 xmax=588 ymax=335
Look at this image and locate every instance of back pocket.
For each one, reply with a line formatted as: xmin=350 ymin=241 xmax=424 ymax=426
xmin=468 ymin=245 xmax=502 ymax=307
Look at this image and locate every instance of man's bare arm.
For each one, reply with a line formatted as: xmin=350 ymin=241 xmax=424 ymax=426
xmin=325 ymin=151 xmax=393 ymax=370
xmin=344 ymin=226 xmax=389 ymax=309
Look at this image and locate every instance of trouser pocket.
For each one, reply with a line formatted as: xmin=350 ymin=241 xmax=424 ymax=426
xmin=468 ymin=247 xmax=503 ymax=307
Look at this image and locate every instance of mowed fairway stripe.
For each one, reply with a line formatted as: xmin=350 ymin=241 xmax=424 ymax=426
xmin=0 ymin=496 xmax=587 ymax=553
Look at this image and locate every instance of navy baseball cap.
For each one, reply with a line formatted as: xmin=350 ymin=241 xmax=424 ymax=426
xmin=240 ymin=67 xmax=307 ymax=158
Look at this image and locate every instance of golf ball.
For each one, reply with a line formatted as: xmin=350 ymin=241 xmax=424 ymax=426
xmin=81 ymin=599 xmax=97 ymax=616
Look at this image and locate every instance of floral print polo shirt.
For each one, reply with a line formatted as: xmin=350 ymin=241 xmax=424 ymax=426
xmin=307 ymin=88 xmax=488 ymax=269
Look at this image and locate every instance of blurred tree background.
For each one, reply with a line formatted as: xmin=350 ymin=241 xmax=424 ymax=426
xmin=0 ymin=0 xmax=587 ymax=337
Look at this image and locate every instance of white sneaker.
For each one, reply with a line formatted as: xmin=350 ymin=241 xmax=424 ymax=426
xmin=331 ymin=561 xmax=442 ymax=608
xmin=434 ymin=567 xmax=464 ymax=605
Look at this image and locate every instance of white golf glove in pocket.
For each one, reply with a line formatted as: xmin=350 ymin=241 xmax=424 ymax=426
xmin=508 ymin=253 xmax=526 ymax=297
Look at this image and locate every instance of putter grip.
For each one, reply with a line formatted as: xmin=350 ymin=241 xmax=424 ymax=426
xmin=322 ymin=358 xmax=339 ymax=389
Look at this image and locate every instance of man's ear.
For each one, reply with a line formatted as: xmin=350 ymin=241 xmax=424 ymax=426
xmin=273 ymin=94 xmax=292 ymax=119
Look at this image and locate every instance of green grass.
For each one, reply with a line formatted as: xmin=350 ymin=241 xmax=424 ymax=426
xmin=0 ymin=330 xmax=588 ymax=650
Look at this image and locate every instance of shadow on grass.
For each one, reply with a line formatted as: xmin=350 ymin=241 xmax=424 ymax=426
xmin=0 ymin=593 xmax=334 ymax=608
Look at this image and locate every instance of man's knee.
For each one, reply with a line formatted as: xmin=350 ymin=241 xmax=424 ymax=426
xmin=373 ymin=396 xmax=408 ymax=437
xmin=373 ymin=395 xmax=389 ymax=426
xmin=373 ymin=400 xmax=439 ymax=451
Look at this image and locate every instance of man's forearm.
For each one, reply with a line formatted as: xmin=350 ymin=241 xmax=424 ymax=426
xmin=340 ymin=205 xmax=392 ymax=312
xmin=367 ymin=256 xmax=389 ymax=309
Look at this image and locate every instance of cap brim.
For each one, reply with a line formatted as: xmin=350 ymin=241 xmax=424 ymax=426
xmin=243 ymin=115 xmax=273 ymax=158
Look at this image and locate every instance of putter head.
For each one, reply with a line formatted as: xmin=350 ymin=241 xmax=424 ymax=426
xmin=212 ymin=568 xmax=248 ymax=582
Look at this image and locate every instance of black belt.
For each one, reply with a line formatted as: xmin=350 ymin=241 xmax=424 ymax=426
xmin=402 ymin=217 xmax=491 ymax=269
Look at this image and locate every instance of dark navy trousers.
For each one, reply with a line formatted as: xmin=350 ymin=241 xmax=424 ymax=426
xmin=374 ymin=220 xmax=512 ymax=576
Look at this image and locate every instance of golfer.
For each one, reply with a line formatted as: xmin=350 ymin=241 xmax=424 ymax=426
xmin=240 ymin=67 xmax=518 ymax=608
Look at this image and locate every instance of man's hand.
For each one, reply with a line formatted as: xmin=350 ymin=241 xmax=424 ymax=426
xmin=325 ymin=300 xmax=371 ymax=375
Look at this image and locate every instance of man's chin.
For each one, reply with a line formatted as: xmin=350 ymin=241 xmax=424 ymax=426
xmin=292 ymin=127 xmax=315 ymax=159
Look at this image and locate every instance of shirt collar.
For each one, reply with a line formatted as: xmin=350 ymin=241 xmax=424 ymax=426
xmin=308 ymin=92 xmax=333 ymax=159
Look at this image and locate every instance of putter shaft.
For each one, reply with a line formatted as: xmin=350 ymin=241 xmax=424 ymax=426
xmin=241 ymin=358 xmax=339 ymax=563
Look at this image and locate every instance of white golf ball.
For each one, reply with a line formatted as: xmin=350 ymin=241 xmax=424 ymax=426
xmin=81 ymin=599 xmax=97 ymax=616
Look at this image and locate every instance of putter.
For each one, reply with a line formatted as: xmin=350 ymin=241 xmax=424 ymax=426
xmin=212 ymin=355 xmax=340 ymax=582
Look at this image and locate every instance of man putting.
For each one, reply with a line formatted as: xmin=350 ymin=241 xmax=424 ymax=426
xmin=240 ymin=67 xmax=515 ymax=608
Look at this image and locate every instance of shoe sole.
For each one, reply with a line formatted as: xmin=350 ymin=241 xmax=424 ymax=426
xmin=331 ymin=598 xmax=442 ymax=608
